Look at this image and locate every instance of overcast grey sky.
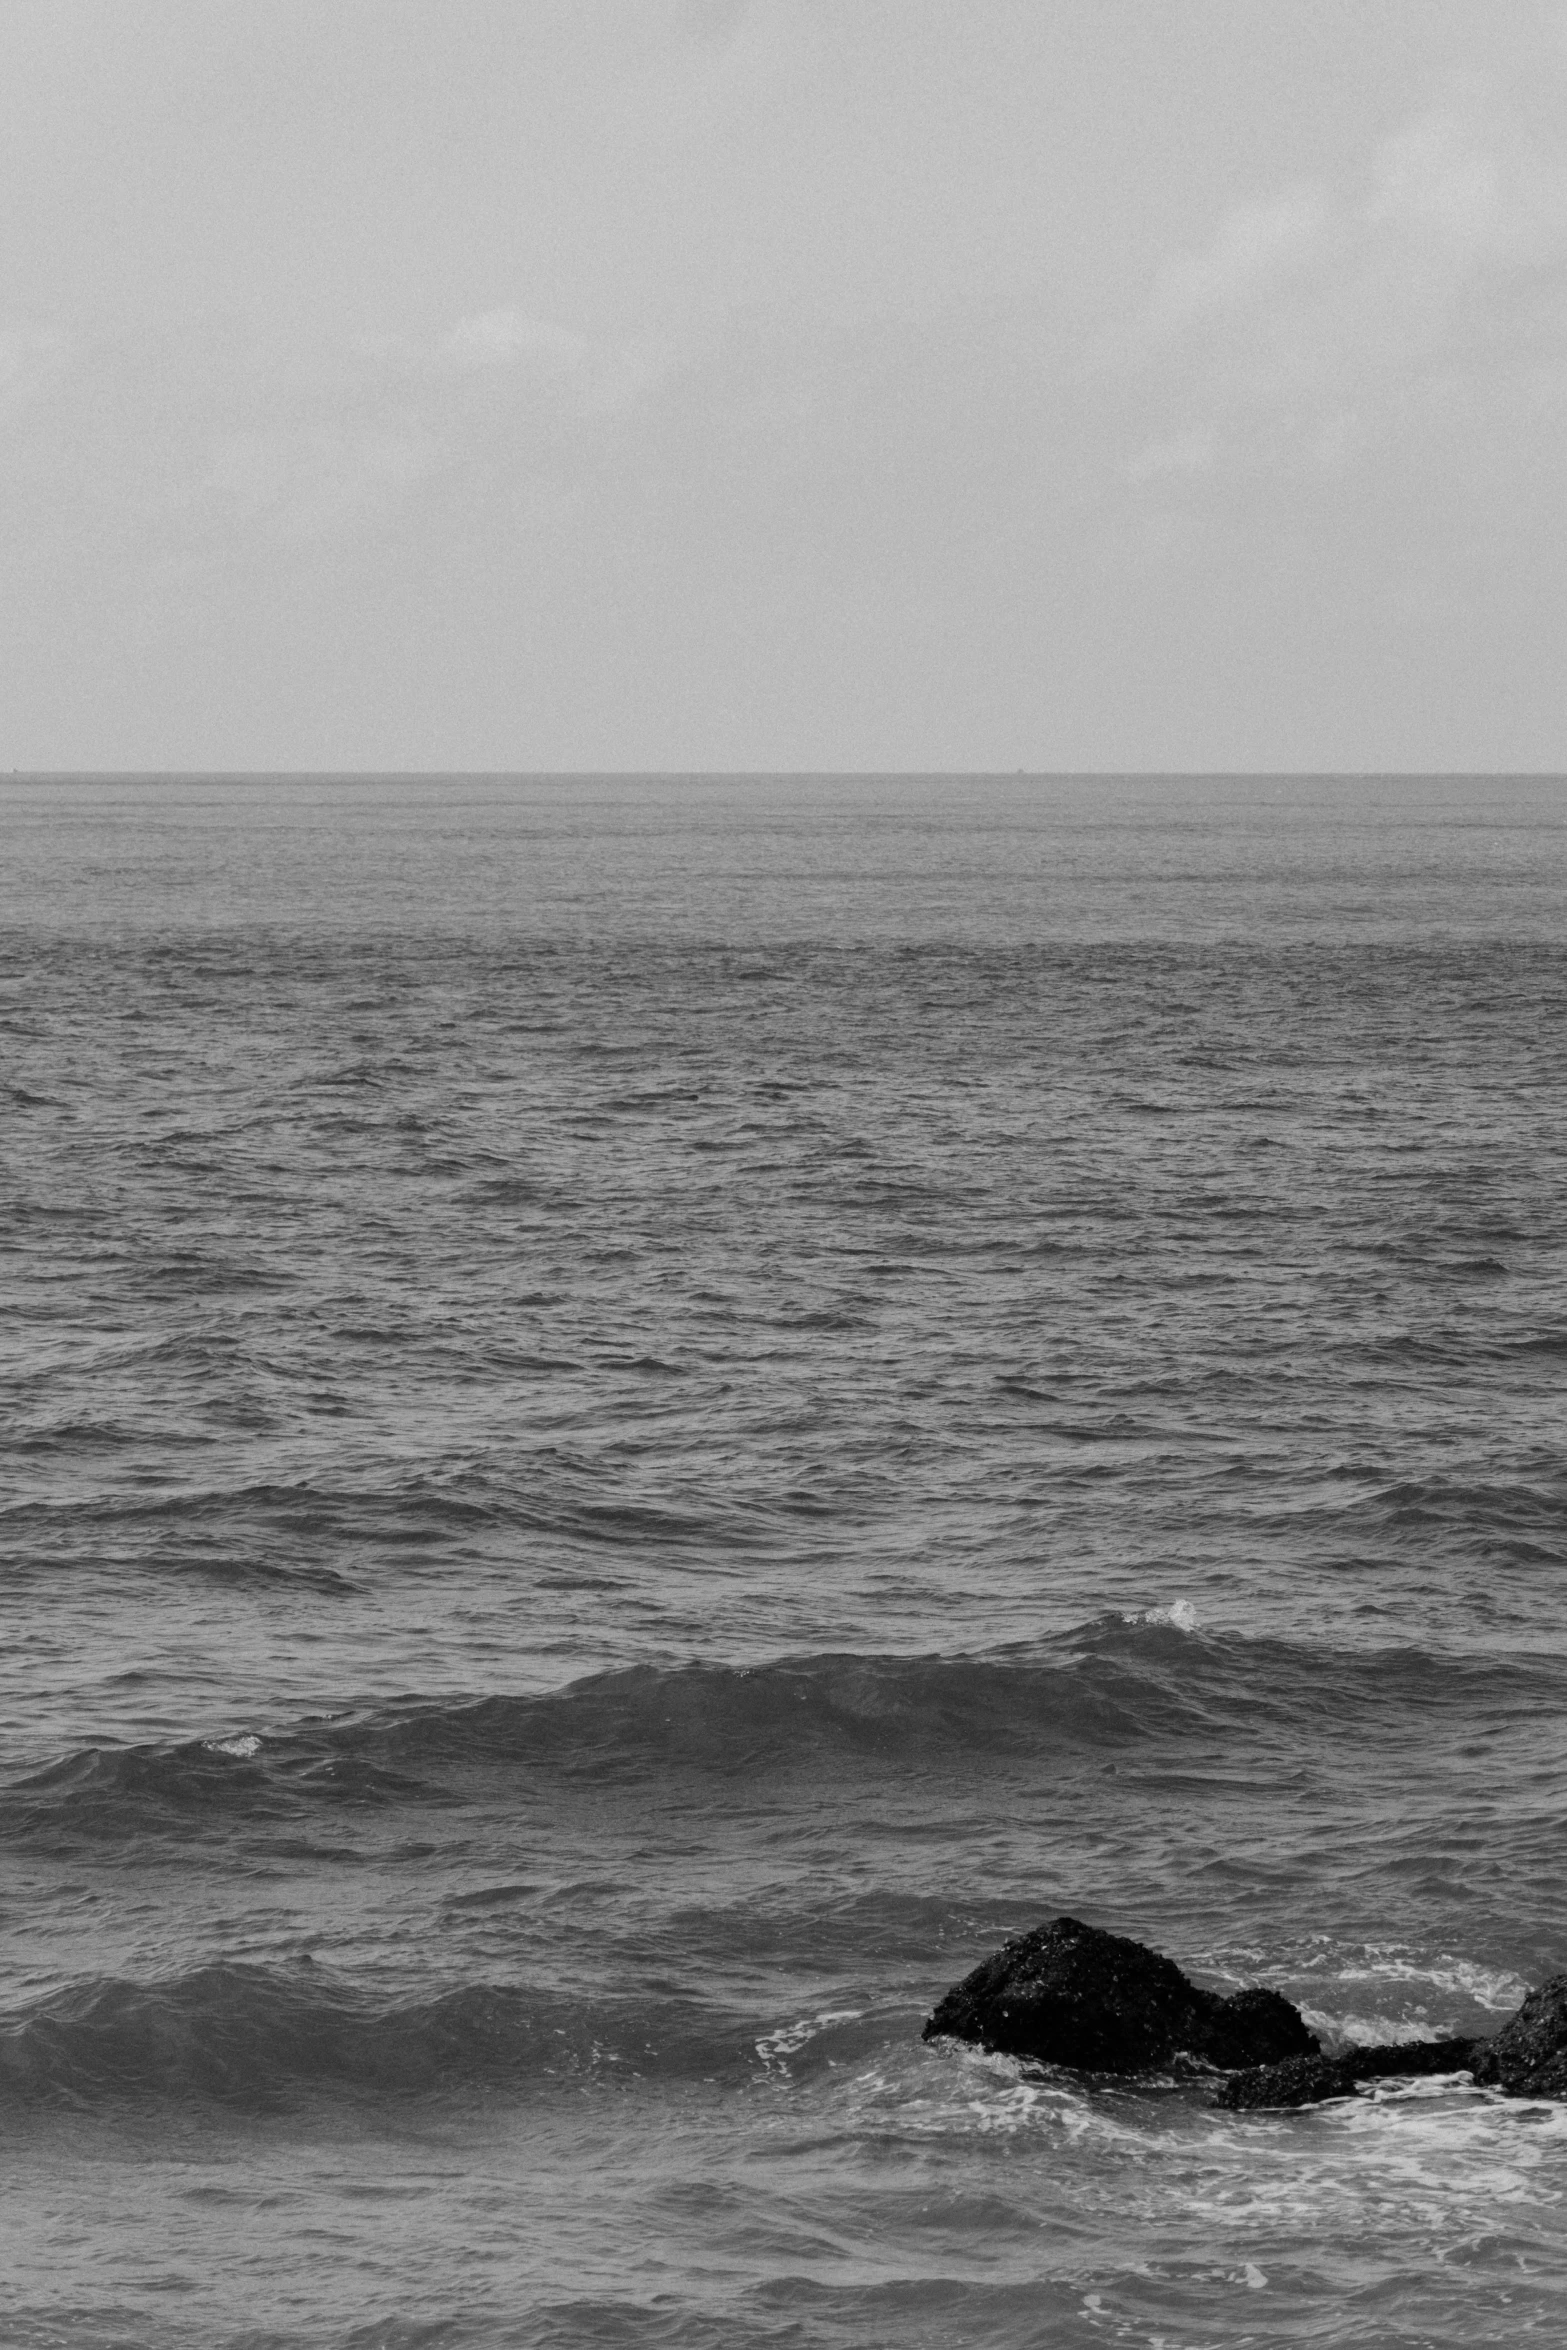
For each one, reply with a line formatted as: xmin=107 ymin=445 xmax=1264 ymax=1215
xmin=4 ymin=0 xmax=1565 ymax=772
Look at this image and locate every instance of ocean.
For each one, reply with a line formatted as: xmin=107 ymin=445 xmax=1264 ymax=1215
xmin=3 ymin=771 xmax=1565 ymax=2349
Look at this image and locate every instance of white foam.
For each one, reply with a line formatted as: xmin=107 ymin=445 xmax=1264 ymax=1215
xmin=1188 ymin=2081 xmax=1567 ymax=2238
xmin=204 ymin=1733 xmax=261 ymax=1759
xmin=755 ymin=2008 xmax=863 ymax=2065
xmin=896 ymin=2044 xmax=1155 ymax=2147
xmin=1302 ymin=1946 xmax=1529 ymax=2020
xmin=1355 ymin=2069 xmax=1485 ymax=2104
xmin=1299 ymin=2006 xmax=1444 ymax=2048
xmin=1126 ymin=1599 xmax=1199 ymax=1631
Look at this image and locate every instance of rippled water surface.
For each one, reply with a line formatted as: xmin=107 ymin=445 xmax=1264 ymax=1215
xmin=3 ymin=774 xmax=1566 ymax=2349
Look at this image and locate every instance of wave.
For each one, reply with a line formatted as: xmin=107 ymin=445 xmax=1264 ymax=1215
xmin=23 ymin=1450 xmax=1561 ymax=1596
xmin=8 ymin=1618 xmax=1561 ymax=1847
xmin=0 ymin=1458 xmax=790 ymax=1573
xmin=285 ymin=1615 xmax=1567 ymax=1756
xmin=10 ymin=1734 xmax=429 ymax=1838
xmin=1251 ymin=1473 xmax=1567 ymax=1567
xmin=0 ymin=1962 xmax=751 ymax=2109
xmin=0 ymin=1475 xmax=503 ymax=1537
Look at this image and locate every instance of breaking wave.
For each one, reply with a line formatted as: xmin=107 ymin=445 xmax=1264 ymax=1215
xmin=8 ymin=1618 xmax=1561 ymax=1845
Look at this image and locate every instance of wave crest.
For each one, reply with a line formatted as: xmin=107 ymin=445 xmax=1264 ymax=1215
xmin=0 ymin=1963 xmax=741 ymax=2108
xmin=8 ymin=1621 xmax=1560 ymax=1847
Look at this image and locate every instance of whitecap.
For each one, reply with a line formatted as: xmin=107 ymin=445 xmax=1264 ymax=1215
xmin=1188 ymin=2079 xmax=1567 ymax=2240
xmin=893 ymin=2043 xmax=1152 ymax=2146
xmin=1124 ymin=1598 xmax=1199 ymax=1631
xmin=1299 ymin=2005 xmax=1446 ymax=2047
xmin=1303 ymin=1945 xmax=1529 ymax=2017
xmin=755 ymin=2008 xmax=863 ymax=2065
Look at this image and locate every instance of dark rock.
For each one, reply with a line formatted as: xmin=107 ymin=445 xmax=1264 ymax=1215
xmin=1219 ymin=1969 xmax=1567 ymax=2109
xmin=923 ymin=1915 xmax=1318 ymax=2076
xmin=1215 ymin=2037 xmax=1481 ymax=2111
xmin=1470 ymin=1973 xmax=1567 ymax=2098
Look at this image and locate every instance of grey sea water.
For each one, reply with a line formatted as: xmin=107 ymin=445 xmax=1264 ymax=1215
xmin=3 ymin=772 xmax=1566 ymax=2350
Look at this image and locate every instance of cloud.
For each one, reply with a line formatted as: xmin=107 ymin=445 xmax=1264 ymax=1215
xmin=0 ymin=297 xmax=684 ymax=579
xmin=1151 ymin=92 xmax=1567 ymax=351
xmin=434 ymin=309 xmax=678 ymax=420
xmin=206 ymin=420 xmax=441 ymax=543
xmin=582 ymin=333 xmax=680 ymax=417
xmin=1124 ymin=426 xmax=1217 ymax=483
xmin=0 ymin=321 xmax=71 ymax=415
xmin=1148 ymin=189 xmax=1329 ymax=328
xmin=1133 ymin=75 xmax=1567 ymax=475
xmin=438 ymin=309 xmax=586 ymax=373
xmin=1368 ymin=104 xmax=1567 ymax=268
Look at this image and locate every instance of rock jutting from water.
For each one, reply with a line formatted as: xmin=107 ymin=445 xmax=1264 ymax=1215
xmin=927 ymin=1922 xmax=1567 ymax=2108
xmin=1218 ymin=1971 xmax=1567 ymax=2109
xmin=922 ymin=1915 xmax=1318 ymax=2074
xmin=1469 ymin=1974 xmax=1567 ymax=2098
xmin=1214 ymin=2036 xmax=1482 ymax=2109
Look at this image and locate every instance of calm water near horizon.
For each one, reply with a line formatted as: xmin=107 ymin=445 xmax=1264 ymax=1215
xmin=3 ymin=773 xmax=1566 ymax=2349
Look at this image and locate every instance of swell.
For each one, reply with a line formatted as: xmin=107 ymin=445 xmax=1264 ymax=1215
xmin=1257 ymin=1473 xmax=1567 ymax=1567
xmin=11 ymin=1461 xmax=1567 ymax=1602
xmin=0 ymin=1961 xmax=754 ymax=2109
xmin=8 ymin=1619 xmax=1562 ymax=1846
xmin=0 ymin=1461 xmax=790 ymax=1579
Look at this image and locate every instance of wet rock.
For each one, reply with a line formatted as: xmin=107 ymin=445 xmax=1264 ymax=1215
xmin=923 ymin=1915 xmax=1317 ymax=2075
xmin=1470 ymin=1973 xmax=1567 ymax=2098
xmin=1214 ymin=2036 xmax=1481 ymax=2110
xmin=1218 ymin=1968 xmax=1567 ymax=2109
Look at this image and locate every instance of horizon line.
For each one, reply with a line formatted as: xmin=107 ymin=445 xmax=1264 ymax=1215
xmin=5 ymin=767 xmax=1566 ymax=784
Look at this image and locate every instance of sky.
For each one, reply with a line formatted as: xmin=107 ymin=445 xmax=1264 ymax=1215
xmin=3 ymin=0 xmax=1566 ymax=772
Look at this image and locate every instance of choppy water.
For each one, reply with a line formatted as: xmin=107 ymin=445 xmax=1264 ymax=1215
xmin=3 ymin=772 xmax=1566 ymax=2350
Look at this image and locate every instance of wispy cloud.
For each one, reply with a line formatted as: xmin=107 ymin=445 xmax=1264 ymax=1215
xmin=1132 ymin=76 xmax=1567 ymax=478
xmin=205 ymin=420 xmax=442 ymax=544
xmin=1123 ymin=426 xmax=1217 ymax=484
xmin=1367 ymin=103 xmax=1567 ymax=267
xmin=434 ymin=309 xmax=679 ymax=418
xmin=0 ymin=321 xmax=71 ymax=415
xmin=0 ymin=292 xmax=691 ymax=581
xmin=1148 ymin=189 xmax=1329 ymax=329
xmin=582 ymin=332 xmax=681 ymax=417
xmin=437 ymin=309 xmax=587 ymax=374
